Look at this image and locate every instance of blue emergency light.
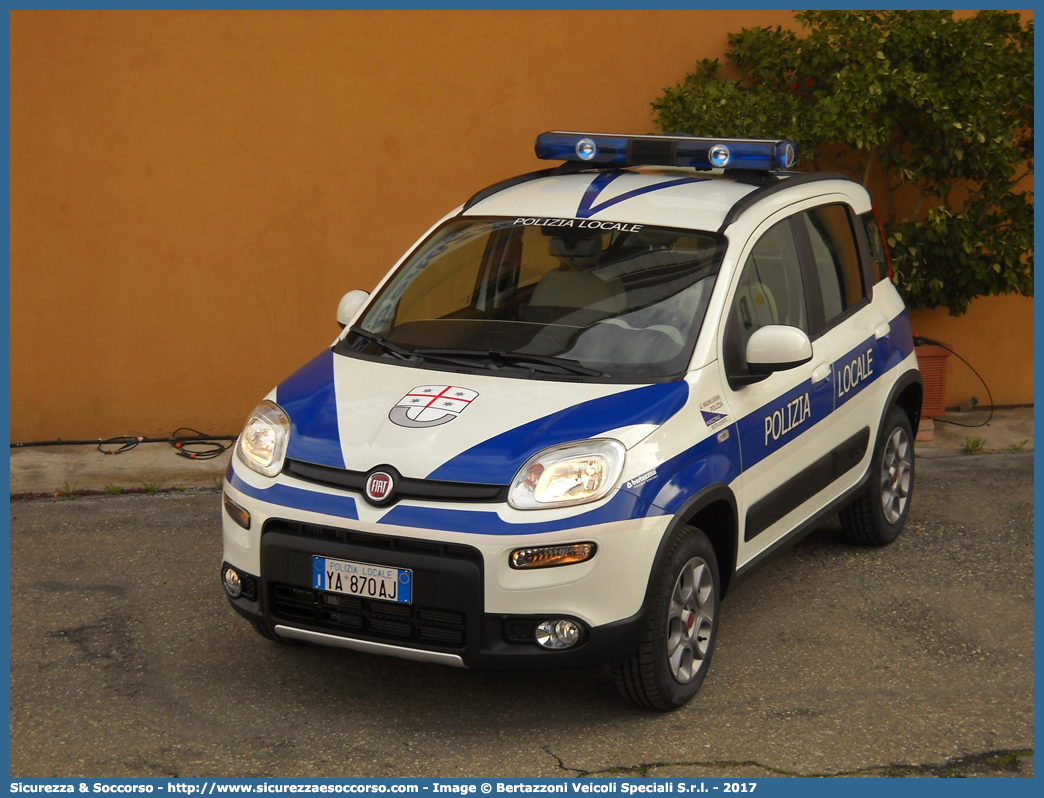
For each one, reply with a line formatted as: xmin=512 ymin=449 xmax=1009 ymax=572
xmin=535 ymin=131 xmax=798 ymax=171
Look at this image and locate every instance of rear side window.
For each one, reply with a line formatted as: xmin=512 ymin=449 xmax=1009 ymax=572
xmin=805 ymin=204 xmax=864 ymax=322
xmin=860 ymin=211 xmax=889 ymax=285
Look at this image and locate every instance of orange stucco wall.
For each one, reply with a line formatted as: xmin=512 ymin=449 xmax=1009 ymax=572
xmin=9 ymin=10 xmax=1033 ymax=440
xmin=910 ymin=294 xmax=1034 ymax=409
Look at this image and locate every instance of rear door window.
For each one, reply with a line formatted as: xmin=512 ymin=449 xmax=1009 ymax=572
xmin=804 ymin=204 xmax=864 ymax=324
xmin=860 ymin=211 xmax=889 ymax=285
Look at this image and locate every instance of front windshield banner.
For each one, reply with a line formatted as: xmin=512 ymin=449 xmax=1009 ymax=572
xmin=512 ymin=217 xmax=645 ymax=233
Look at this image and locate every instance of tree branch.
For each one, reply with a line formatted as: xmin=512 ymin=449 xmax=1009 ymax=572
xmin=1010 ymin=168 xmax=1032 ymax=186
xmin=862 ymin=146 xmax=877 ymax=188
xmin=913 ymin=180 xmax=942 ymax=220
xmin=879 ymin=154 xmax=898 ymax=221
xmin=913 ymin=187 xmax=927 ymax=221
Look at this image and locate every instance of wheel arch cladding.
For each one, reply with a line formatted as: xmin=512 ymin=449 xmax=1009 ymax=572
xmin=887 ymin=369 xmax=924 ymax=432
xmin=646 ymin=484 xmax=739 ymax=601
xmin=685 ymin=497 xmax=737 ymax=597
xmin=895 ymin=380 xmax=924 ymax=431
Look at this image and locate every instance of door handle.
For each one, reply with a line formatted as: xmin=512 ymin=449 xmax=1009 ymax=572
xmin=875 ymin=322 xmax=891 ymax=340
xmin=812 ymin=363 xmax=831 ymax=384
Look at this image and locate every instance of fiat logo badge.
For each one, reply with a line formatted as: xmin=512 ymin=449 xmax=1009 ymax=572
xmin=365 ymin=471 xmax=394 ymax=504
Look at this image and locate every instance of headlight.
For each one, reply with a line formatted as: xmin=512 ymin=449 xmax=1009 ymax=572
xmin=236 ymin=400 xmax=290 ymax=477
xmin=508 ymin=439 xmax=625 ymax=510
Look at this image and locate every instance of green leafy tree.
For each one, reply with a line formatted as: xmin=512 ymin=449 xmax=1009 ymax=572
xmin=652 ymin=10 xmax=1033 ymax=315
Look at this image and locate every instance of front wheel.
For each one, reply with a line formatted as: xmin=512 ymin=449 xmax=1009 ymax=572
xmin=612 ymin=526 xmax=720 ymax=711
xmin=839 ymin=406 xmax=915 ymax=546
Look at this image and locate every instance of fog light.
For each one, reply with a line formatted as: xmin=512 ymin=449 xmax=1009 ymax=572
xmin=223 ymin=493 xmax=251 ymax=530
xmin=535 ymin=619 xmax=580 ymax=649
xmin=510 ymin=542 xmax=596 ymax=569
xmin=223 ymin=567 xmax=242 ymax=598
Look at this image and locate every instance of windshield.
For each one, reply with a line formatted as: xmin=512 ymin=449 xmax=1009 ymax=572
xmin=343 ymin=216 xmax=726 ymax=381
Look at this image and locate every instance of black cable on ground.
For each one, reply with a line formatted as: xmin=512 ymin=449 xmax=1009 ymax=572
xmin=14 ymin=434 xmax=238 ymax=449
xmin=92 ymin=429 xmax=236 ymax=459
xmin=11 ymin=432 xmax=237 ymax=450
xmin=13 ymin=433 xmax=236 ymax=464
xmin=13 ymin=438 xmax=114 ymax=447
xmin=914 ymin=335 xmax=994 ymax=428
xmin=97 ymin=436 xmax=144 ymax=455
xmin=166 ymin=427 xmax=234 ymax=461
xmin=95 ymin=432 xmax=236 ymax=457
xmin=98 ymin=430 xmax=235 ymax=459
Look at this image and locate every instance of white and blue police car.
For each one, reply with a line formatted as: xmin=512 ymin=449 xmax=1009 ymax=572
xmin=221 ymin=131 xmax=922 ymax=710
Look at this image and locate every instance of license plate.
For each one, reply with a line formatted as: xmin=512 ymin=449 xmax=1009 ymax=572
xmin=312 ymin=556 xmax=412 ymax=604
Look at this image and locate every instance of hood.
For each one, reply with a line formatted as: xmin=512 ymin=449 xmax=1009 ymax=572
xmin=276 ymin=349 xmax=688 ymax=485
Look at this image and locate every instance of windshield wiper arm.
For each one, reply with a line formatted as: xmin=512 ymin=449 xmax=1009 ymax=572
xmin=410 ymin=347 xmax=517 ymax=373
xmin=348 ymin=327 xmax=412 ymax=360
xmin=495 ymin=351 xmax=608 ymax=377
xmin=412 ymin=347 xmax=608 ymax=377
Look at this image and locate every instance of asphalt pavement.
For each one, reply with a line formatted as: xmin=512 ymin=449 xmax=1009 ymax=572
xmin=9 ymin=452 xmax=1034 ymax=778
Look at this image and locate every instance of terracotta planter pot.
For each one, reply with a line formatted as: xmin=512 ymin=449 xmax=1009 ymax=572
xmin=915 ymin=344 xmax=951 ymax=417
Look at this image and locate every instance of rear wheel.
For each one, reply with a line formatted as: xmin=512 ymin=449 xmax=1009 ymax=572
xmin=840 ymin=406 xmax=915 ymax=546
xmin=612 ymin=526 xmax=720 ymax=711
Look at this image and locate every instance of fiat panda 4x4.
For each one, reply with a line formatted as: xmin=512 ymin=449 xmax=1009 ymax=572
xmin=221 ymin=131 xmax=922 ymax=710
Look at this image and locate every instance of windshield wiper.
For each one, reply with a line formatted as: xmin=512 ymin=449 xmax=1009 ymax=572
xmin=412 ymin=347 xmax=608 ymax=378
xmin=494 ymin=351 xmax=609 ymax=377
xmin=348 ymin=327 xmax=412 ymax=360
xmin=346 ymin=333 xmax=609 ymax=378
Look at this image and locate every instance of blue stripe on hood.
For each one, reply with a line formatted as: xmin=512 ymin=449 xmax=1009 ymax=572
xmin=426 ymin=380 xmax=689 ymax=484
xmin=277 ymin=349 xmax=345 ymax=469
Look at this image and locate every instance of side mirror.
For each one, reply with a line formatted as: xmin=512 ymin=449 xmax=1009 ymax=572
xmin=746 ymin=325 xmax=813 ymax=374
xmin=336 ymin=290 xmax=370 ymax=329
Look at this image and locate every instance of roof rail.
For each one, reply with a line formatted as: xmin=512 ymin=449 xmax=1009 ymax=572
xmin=717 ymin=171 xmax=851 ymax=233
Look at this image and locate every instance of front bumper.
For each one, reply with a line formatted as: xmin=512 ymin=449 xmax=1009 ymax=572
xmin=223 ymin=520 xmax=649 ymax=668
xmin=221 ymin=461 xmax=668 ymax=668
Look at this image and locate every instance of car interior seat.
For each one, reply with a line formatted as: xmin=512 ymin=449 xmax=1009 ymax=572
xmin=528 ymin=234 xmax=626 ymax=313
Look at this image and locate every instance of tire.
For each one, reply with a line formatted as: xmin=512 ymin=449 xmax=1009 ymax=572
xmin=612 ymin=526 xmax=720 ymax=711
xmin=839 ymin=406 xmax=915 ymax=546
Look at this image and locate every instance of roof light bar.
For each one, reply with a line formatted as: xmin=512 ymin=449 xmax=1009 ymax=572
xmin=534 ymin=131 xmax=798 ymax=171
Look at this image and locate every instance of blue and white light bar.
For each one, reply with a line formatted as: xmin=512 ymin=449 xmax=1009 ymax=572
xmin=535 ymin=131 xmax=798 ymax=171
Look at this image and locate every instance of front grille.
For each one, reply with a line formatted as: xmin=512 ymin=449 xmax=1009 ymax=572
xmin=284 ymin=459 xmax=508 ymax=505
xmin=270 ymin=582 xmax=467 ymax=647
xmin=266 ymin=520 xmax=482 ymax=563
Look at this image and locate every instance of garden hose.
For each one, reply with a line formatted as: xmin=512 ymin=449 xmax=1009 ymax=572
xmin=12 ymin=430 xmax=237 ymax=460
xmin=913 ymin=335 xmax=994 ymax=428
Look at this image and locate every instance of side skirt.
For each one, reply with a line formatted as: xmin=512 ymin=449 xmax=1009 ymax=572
xmin=732 ymin=463 xmax=872 ymax=587
xmin=744 ymin=427 xmax=870 ymax=541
